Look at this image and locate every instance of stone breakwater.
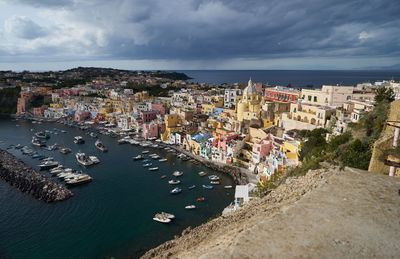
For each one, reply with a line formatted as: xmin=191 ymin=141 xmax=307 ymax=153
xmin=0 ymin=149 xmax=73 ymax=202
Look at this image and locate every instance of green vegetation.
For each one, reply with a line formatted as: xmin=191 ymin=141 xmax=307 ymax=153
xmin=0 ymin=87 xmax=20 ymax=115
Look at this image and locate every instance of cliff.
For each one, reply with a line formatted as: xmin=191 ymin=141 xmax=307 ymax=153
xmin=0 ymin=149 xmax=73 ymax=202
xmin=142 ymin=166 xmax=400 ymax=258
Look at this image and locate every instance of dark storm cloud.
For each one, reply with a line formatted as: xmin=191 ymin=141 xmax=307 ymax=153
xmin=3 ymin=0 xmax=400 ymax=62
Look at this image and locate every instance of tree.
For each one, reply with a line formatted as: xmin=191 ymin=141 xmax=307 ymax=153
xmin=374 ymin=87 xmax=395 ymax=103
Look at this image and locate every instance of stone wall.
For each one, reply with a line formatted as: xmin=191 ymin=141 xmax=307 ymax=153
xmin=0 ymin=149 xmax=73 ymax=202
xmin=368 ymin=100 xmax=400 ymax=175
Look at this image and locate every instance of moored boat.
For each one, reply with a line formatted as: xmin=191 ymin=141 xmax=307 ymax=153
xmin=35 ymin=131 xmax=50 ymax=139
xmin=197 ymin=197 xmax=205 ymax=201
xmin=188 ymin=185 xmax=196 ymax=189
xmin=153 ymin=214 xmax=171 ymax=223
xmin=66 ymin=174 xmax=92 ymax=186
xmin=210 ymin=181 xmax=220 ymax=185
xmin=75 ymin=152 xmax=93 ymax=166
xmin=133 ymin=155 xmax=144 ymax=160
xmin=224 ymin=185 xmax=233 ymax=189
xmin=168 ymin=179 xmax=181 ymax=185
xmin=208 ymin=175 xmax=220 ymax=181
xmin=39 ymin=160 xmax=59 ymax=170
xmin=185 ymin=205 xmax=196 ymax=209
xmin=202 ymin=184 xmax=213 ymax=189
xmin=95 ymin=139 xmax=108 ymax=152
xmin=173 ymin=171 xmax=183 ymax=177
xmin=143 ymin=163 xmax=152 ymax=167
xmin=149 ymin=167 xmax=159 ymax=171
xmin=74 ymin=136 xmax=85 ymax=144
xmin=159 ymin=158 xmax=167 ymax=162
xmin=60 ymin=147 xmax=72 ymax=154
xmin=198 ymin=171 xmax=207 ymax=177
xmin=170 ymin=187 xmax=182 ymax=194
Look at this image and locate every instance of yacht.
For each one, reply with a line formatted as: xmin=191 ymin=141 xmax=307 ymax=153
xmin=173 ymin=171 xmax=183 ymax=177
xmin=39 ymin=160 xmax=59 ymax=170
xmin=66 ymin=174 xmax=92 ymax=186
xmin=74 ymin=136 xmax=85 ymax=144
xmin=153 ymin=214 xmax=171 ymax=224
xmin=95 ymin=140 xmax=108 ymax=152
xmin=75 ymin=152 xmax=94 ymax=166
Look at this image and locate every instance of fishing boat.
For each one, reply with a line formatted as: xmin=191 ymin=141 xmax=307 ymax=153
xmin=74 ymin=136 xmax=85 ymax=144
xmin=142 ymin=150 xmax=149 ymax=154
xmin=143 ymin=163 xmax=152 ymax=167
xmin=168 ymin=179 xmax=181 ymax=185
xmin=210 ymin=181 xmax=220 ymax=185
xmin=89 ymin=156 xmax=100 ymax=164
xmin=197 ymin=197 xmax=205 ymax=201
xmin=31 ymin=137 xmax=46 ymax=147
xmin=208 ymin=175 xmax=220 ymax=181
xmin=224 ymin=185 xmax=233 ymax=189
xmin=75 ymin=152 xmax=94 ymax=166
xmin=149 ymin=167 xmax=159 ymax=171
xmin=133 ymin=155 xmax=144 ymax=160
xmin=173 ymin=171 xmax=183 ymax=177
xmin=153 ymin=214 xmax=171 ymax=224
xmin=159 ymin=158 xmax=167 ymax=162
xmin=150 ymin=155 xmax=161 ymax=159
xmin=170 ymin=187 xmax=182 ymax=194
xmin=39 ymin=160 xmax=59 ymax=170
xmin=95 ymin=139 xmax=108 ymax=152
xmin=188 ymin=185 xmax=196 ymax=189
xmin=202 ymin=185 xmax=213 ymax=189
xmin=35 ymin=131 xmax=50 ymax=139
xmin=185 ymin=205 xmax=196 ymax=210
xmin=60 ymin=147 xmax=72 ymax=154
xmin=198 ymin=171 xmax=207 ymax=177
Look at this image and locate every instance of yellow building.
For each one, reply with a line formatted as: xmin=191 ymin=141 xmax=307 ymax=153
xmin=201 ymin=104 xmax=215 ymax=115
xmin=236 ymin=78 xmax=264 ymax=122
xmin=162 ymin=114 xmax=182 ymax=141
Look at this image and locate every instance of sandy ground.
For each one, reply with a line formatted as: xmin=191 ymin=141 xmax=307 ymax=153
xmin=142 ymin=166 xmax=400 ymax=258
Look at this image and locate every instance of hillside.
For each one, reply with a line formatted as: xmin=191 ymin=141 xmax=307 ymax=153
xmin=0 ymin=87 xmax=20 ymax=115
xmin=142 ymin=166 xmax=400 ymax=258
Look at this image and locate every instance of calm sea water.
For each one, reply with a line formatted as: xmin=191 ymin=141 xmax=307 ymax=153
xmin=177 ymin=70 xmax=400 ymax=87
xmin=0 ymin=119 xmax=234 ymax=258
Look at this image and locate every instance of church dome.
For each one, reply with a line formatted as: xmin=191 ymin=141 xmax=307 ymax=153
xmin=243 ymin=77 xmax=257 ymax=95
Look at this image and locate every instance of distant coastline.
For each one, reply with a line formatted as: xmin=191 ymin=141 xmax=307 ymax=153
xmin=176 ymin=70 xmax=400 ymax=87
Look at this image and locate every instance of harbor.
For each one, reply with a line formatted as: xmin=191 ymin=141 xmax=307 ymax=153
xmin=0 ymin=118 xmax=235 ymax=258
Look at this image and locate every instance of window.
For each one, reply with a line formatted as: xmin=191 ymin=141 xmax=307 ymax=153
xmin=302 ymin=95 xmax=305 ymax=99
xmin=325 ymin=98 xmax=328 ymax=103
xmin=313 ymin=96 xmax=317 ymax=102
xmin=308 ymin=96 xmax=312 ymax=101
xmin=347 ymin=96 xmax=351 ymax=100
xmin=294 ymin=108 xmax=297 ymax=112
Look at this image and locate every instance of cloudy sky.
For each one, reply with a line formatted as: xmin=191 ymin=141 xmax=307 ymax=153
xmin=0 ymin=0 xmax=399 ymax=70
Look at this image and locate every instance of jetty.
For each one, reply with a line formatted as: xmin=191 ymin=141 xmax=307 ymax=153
xmin=0 ymin=149 xmax=73 ymax=202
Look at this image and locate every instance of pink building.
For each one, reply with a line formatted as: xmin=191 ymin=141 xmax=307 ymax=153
xmin=74 ymin=111 xmax=91 ymax=121
xmin=151 ymin=103 xmax=168 ymax=115
xmin=142 ymin=122 xmax=159 ymax=139
xmin=33 ymin=107 xmax=47 ymax=116
xmin=252 ymin=134 xmax=275 ymax=162
xmin=140 ymin=111 xmax=157 ymax=123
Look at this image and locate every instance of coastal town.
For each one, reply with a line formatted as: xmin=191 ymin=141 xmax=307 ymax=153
xmin=1 ymin=68 xmax=398 ymax=205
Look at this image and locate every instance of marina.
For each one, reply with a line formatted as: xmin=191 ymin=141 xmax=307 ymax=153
xmin=0 ymin=118 xmax=235 ymax=259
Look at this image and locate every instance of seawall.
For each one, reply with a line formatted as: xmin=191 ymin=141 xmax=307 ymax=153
xmin=0 ymin=149 xmax=73 ymax=202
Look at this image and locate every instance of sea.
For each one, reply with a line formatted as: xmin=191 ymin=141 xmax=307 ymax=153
xmin=177 ymin=70 xmax=400 ymax=87
xmin=0 ymin=119 xmax=234 ymax=258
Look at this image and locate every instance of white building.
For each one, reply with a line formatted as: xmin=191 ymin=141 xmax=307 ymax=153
xmin=224 ymin=88 xmax=242 ymax=109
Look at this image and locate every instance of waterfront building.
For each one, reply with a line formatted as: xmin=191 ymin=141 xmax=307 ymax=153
xmin=142 ymin=122 xmax=159 ymax=139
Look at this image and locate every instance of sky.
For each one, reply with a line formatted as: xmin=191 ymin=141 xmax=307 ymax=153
xmin=0 ymin=0 xmax=399 ymax=71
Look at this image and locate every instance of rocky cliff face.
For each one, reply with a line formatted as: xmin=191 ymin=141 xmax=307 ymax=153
xmin=142 ymin=166 xmax=400 ymax=258
xmin=0 ymin=149 xmax=73 ymax=202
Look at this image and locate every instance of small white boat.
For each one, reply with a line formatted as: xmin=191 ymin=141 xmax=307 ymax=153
xmin=133 ymin=155 xmax=144 ymax=160
xmin=142 ymin=150 xmax=149 ymax=154
xmin=159 ymin=158 xmax=167 ymax=162
xmin=149 ymin=167 xmax=158 ymax=171
xmin=168 ymin=180 xmax=181 ymax=185
xmin=210 ymin=181 xmax=220 ymax=185
xmin=198 ymin=171 xmax=207 ymax=177
xmin=76 ymin=152 xmax=93 ymax=166
xmin=153 ymin=214 xmax=171 ymax=223
xmin=185 ymin=205 xmax=196 ymax=210
xmin=224 ymin=185 xmax=233 ymax=189
xmin=74 ymin=136 xmax=85 ymax=144
xmin=89 ymin=156 xmax=100 ymax=164
xmin=159 ymin=212 xmax=175 ymax=219
xmin=170 ymin=187 xmax=182 ymax=194
xmin=173 ymin=171 xmax=183 ymax=177
xmin=208 ymin=175 xmax=220 ymax=181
